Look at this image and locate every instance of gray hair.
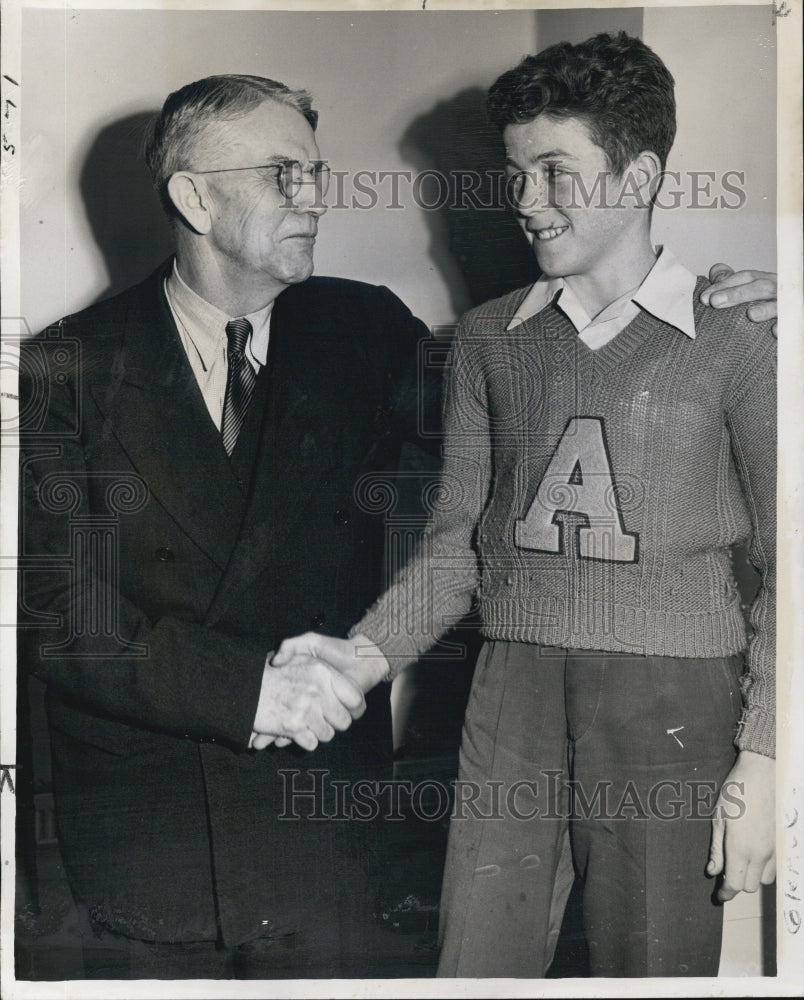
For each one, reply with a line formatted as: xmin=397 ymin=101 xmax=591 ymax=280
xmin=144 ymin=74 xmax=318 ymax=217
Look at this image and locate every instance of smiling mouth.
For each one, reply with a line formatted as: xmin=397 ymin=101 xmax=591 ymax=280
xmin=534 ymin=226 xmax=569 ymax=241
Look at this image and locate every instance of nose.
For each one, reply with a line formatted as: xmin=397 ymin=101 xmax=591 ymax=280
xmin=292 ymin=194 xmax=328 ymax=217
xmin=291 ymin=183 xmax=328 ymax=217
xmin=509 ymin=170 xmax=550 ymax=217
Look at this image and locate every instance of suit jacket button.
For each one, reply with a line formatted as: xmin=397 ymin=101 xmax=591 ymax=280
xmin=311 ymin=614 xmax=326 ymax=629
xmin=155 ymin=547 xmax=175 ymax=562
xmin=333 ymin=508 xmax=350 ymax=526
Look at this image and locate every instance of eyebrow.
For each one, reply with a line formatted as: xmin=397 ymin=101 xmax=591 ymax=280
xmin=505 ymin=149 xmax=576 ymax=167
xmin=257 ymin=155 xmax=326 ymax=167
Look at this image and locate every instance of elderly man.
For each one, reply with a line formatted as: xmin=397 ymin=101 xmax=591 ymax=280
xmin=18 ymin=75 xmax=439 ymax=979
xmin=18 ymin=73 xmax=776 ymax=979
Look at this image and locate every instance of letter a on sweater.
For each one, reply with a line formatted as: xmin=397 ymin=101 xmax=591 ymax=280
xmin=515 ymin=417 xmax=638 ymax=562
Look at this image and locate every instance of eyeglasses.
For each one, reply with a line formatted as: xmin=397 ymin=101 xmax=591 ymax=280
xmin=192 ymin=159 xmax=331 ymax=201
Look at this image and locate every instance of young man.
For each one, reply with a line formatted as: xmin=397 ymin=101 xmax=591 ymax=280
xmin=275 ymin=33 xmax=776 ymax=978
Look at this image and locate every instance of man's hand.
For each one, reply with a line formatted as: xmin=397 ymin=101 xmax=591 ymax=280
xmin=272 ymin=632 xmax=390 ymax=696
xmin=708 ymin=750 xmax=776 ymax=902
xmin=701 ymin=264 xmax=778 ymax=335
xmin=250 ymin=655 xmax=366 ymax=753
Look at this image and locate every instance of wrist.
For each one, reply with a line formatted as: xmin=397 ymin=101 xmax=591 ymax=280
xmin=252 ymin=655 xmax=275 ymax=735
xmin=352 ymin=633 xmax=390 ymax=690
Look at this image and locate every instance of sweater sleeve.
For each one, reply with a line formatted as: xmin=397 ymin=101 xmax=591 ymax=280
xmin=725 ymin=334 xmax=777 ymax=757
xmin=352 ymin=316 xmax=492 ymax=678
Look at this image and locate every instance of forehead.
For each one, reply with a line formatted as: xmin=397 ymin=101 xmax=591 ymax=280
xmin=199 ymin=98 xmax=319 ymax=165
xmin=503 ymin=114 xmax=603 ymax=165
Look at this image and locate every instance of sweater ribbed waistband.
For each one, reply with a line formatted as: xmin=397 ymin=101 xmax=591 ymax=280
xmin=479 ymin=596 xmax=748 ymax=659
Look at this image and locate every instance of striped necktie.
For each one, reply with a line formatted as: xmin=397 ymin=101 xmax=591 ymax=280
xmin=221 ymin=318 xmax=257 ymax=456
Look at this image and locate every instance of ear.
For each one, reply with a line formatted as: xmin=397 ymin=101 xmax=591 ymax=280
xmin=632 ymin=150 xmax=663 ymax=205
xmin=166 ymin=172 xmax=213 ymax=235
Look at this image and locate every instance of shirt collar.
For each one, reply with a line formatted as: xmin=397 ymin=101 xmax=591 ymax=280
xmin=506 ymin=246 xmax=698 ymax=340
xmin=632 ymin=246 xmax=697 ymax=340
xmin=243 ymin=302 xmax=272 ymax=367
xmin=166 ymin=260 xmax=273 ymax=369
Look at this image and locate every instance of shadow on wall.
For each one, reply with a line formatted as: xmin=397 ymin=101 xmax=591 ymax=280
xmin=399 ymin=87 xmax=538 ymax=313
xmin=79 ymin=111 xmax=174 ymax=303
xmin=83 ymin=98 xmax=536 ymax=315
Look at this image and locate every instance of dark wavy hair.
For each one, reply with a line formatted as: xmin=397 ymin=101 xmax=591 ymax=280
xmin=144 ymin=74 xmax=318 ymax=218
xmin=487 ymin=32 xmax=676 ymax=175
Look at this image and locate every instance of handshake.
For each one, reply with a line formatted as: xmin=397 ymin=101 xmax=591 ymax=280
xmin=250 ymin=633 xmax=390 ymax=752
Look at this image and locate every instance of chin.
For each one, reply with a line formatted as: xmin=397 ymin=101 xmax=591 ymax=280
xmin=535 ymin=247 xmax=583 ymax=281
xmin=279 ymin=258 xmax=315 ymax=286
xmin=534 ymin=256 xmax=567 ymax=279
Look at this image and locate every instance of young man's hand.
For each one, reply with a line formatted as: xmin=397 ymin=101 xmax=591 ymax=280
xmin=701 ymin=264 xmax=778 ymax=335
xmin=272 ymin=632 xmax=389 ymax=694
xmin=250 ymin=653 xmax=366 ymax=753
xmin=708 ymin=750 xmax=776 ymax=901
xmin=251 ymin=635 xmax=388 ymax=752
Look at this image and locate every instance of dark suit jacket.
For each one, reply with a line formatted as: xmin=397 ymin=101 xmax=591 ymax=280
xmin=18 ymin=260 xmax=440 ymax=958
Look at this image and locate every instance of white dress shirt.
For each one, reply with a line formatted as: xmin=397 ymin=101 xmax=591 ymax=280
xmin=164 ymin=261 xmax=273 ymax=429
xmin=506 ymin=246 xmax=698 ymax=347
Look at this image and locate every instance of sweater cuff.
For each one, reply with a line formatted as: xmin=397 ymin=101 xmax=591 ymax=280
xmin=735 ymin=705 xmax=775 ymax=759
xmin=349 ymin=611 xmax=429 ymax=681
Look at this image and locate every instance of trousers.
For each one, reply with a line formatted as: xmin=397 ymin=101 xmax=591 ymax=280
xmin=437 ymin=641 xmax=743 ymax=978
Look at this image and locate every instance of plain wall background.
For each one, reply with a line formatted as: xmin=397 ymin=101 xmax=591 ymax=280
xmin=643 ymin=4 xmax=776 ymax=268
xmin=22 ymin=8 xmax=540 ymax=332
xmin=21 ymin=5 xmax=775 ymax=335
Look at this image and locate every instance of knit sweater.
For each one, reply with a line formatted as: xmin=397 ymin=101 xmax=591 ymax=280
xmin=355 ymin=278 xmax=776 ymax=757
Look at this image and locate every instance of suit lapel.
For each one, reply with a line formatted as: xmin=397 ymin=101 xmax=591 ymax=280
xmin=90 ymin=263 xmax=246 ymax=570
xmin=204 ymin=285 xmax=330 ymax=626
